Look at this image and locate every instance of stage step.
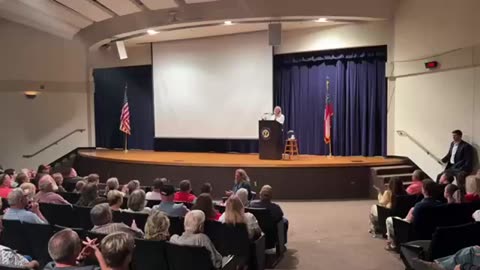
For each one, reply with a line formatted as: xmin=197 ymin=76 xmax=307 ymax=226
xmin=378 ymin=173 xmax=413 ymax=184
xmin=371 ymin=164 xmax=416 ymax=175
xmin=369 ymin=163 xmax=418 ymax=198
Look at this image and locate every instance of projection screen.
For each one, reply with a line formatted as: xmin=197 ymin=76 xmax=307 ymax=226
xmin=152 ymin=31 xmax=273 ymax=139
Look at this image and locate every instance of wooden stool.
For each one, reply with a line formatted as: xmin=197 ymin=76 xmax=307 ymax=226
xmin=284 ymin=139 xmax=299 ymax=159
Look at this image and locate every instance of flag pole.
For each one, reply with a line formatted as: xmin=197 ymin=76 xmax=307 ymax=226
xmin=124 ymin=133 xmax=128 ymax=153
xmin=326 ymin=78 xmax=333 ymax=158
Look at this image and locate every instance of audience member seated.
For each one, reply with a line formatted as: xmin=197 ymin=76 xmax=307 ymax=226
xmin=192 ymin=193 xmax=221 ymax=221
xmin=465 ymin=172 xmax=480 ymax=203
xmin=105 ymin=177 xmax=120 ymax=196
xmin=63 ymin=168 xmax=83 ymax=192
xmin=74 ymin=180 xmax=87 ymax=194
xmin=19 ymin=182 xmax=36 ymax=201
xmin=439 ymin=171 xmax=456 ymax=185
xmin=413 ymin=245 xmax=480 ymax=270
xmin=0 ymin=196 xmax=40 ymax=268
xmin=219 ymin=195 xmax=261 ymax=240
xmin=44 ymin=228 xmax=99 ymax=270
xmin=122 ymin=180 xmax=140 ymax=196
xmin=0 ymin=173 xmax=13 ymax=199
xmin=90 ymin=203 xmax=143 ymax=238
xmin=100 ymin=232 xmax=135 ymax=270
xmin=146 ymin=178 xmax=166 ymax=201
xmin=444 ymin=184 xmax=463 ymax=204
xmin=0 ymin=243 xmax=39 ymax=269
xmin=385 ymin=179 xmax=441 ymax=250
xmin=107 ymin=190 xmax=124 ymax=212
xmin=438 ymin=129 xmax=474 ymax=188
xmin=4 ymin=188 xmax=47 ymax=224
xmin=170 ymin=210 xmax=222 ymax=268
xmin=153 ymin=185 xmax=189 ymax=217
xmin=144 ymin=210 xmax=170 ymax=240
xmin=225 ymin=169 xmax=252 ymax=199
xmin=52 ymin=173 xmax=67 ymax=193
xmin=174 ymin=180 xmax=197 ymax=203
xmin=34 ymin=175 xmax=70 ymax=205
xmin=236 ymin=188 xmax=250 ymax=207
xmin=3 ymin=168 xmax=15 ymax=178
xmin=200 ymin=182 xmax=213 ymax=195
xmin=76 ymin=183 xmax=106 ymax=207
xmin=14 ymin=172 xmax=30 ymax=187
xmin=369 ymin=177 xmax=406 ymax=235
xmin=87 ymin=174 xmax=100 ymax=186
xmin=33 ymin=164 xmax=51 ymax=187
xmin=407 ymin=170 xmax=425 ymax=195
xmin=125 ymin=189 xmax=151 ymax=214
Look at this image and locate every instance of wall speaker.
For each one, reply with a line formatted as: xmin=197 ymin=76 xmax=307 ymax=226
xmin=268 ymin=23 xmax=282 ymax=46
xmin=116 ymin=41 xmax=128 ymax=60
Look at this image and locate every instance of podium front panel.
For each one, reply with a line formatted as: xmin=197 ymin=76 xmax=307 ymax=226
xmin=258 ymin=120 xmax=283 ymax=160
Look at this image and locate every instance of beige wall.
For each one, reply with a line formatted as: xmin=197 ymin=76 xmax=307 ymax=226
xmin=391 ymin=0 xmax=480 ymax=178
xmin=276 ymin=21 xmax=392 ymax=56
xmin=88 ymin=44 xmax=151 ymax=69
xmin=0 ymin=20 xmax=89 ymax=170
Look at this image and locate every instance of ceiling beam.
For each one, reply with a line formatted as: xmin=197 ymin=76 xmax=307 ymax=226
xmin=54 ymin=0 xmax=114 ymax=22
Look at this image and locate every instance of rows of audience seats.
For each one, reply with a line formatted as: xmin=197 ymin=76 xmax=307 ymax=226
xmin=0 ymin=165 xmax=287 ymax=270
xmin=370 ymin=169 xmax=480 ymax=270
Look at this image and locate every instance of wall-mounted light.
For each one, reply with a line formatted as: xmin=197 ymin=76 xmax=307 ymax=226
xmin=24 ymin=91 xmax=40 ymax=99
xmin=147 ymin=29 xmax=159 ymax=35
xmin=314 ymin=18 xmax=328 ymax=23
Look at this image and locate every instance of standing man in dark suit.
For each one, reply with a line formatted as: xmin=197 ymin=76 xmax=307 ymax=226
xmin=438 ymin=130 xmax=474 ymax=188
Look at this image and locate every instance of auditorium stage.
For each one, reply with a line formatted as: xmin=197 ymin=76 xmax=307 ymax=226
xmin=74 ymin=149 xmax=407 ymax=200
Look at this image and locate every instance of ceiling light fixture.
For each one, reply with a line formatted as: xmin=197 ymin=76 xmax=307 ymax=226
xmin=314 ymin=18 xmax=328 ymax=23
xmin=224 ymin=21 xmax=233 ymax=26
xmin=147 ymin=29 xmax=159 ymax=35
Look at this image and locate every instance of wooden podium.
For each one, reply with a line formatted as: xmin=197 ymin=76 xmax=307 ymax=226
xmin=259 ymin=120 xmax=283 ymax=160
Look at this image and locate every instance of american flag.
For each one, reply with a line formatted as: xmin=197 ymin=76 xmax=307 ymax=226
xmin=119 ymin=86 xmax=131 ymax=135
xmin=324 ymin=80 xmax=333 ymax=144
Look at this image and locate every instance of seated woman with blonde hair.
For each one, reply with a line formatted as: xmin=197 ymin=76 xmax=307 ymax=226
xmin=145 ymin=210 xmax=170 ymax=240
xmin=219 ymin=195 xmax=262 ymax=239
xmin=107 ymin=190 xmax=124 ymax=211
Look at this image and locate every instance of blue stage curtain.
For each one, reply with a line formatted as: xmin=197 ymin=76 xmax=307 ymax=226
xmin=93 ymin=65 xmax=154 ymax=150
xmin=274 ymin=46 xmax=387 ymax=156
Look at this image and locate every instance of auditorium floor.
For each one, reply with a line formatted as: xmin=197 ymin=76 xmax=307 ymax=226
xmin=273 ymin=200 xmax=404 ymax=270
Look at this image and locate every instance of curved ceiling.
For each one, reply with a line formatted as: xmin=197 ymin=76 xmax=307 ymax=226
xmin=0 ymin=0 xmax=396 ymax=49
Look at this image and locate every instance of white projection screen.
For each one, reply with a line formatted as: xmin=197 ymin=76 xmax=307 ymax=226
xmin=152 ymin=31 xmax=273 ymax=139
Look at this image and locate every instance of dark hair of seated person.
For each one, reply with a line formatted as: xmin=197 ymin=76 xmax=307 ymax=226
xmin=179 ymin=180 xmax=191 ymax=192
xmin=76 ymin=183 xmax=104 ymax=207
xmin=200 ymin=183 xmax=212 ymax=194
xmin=422 ymin=179 xmax=438 ymax=197
xmin=388 ymin=177 xmax=407 ymax=208
xmin=192 ymin=193 xmax=217 ymax=220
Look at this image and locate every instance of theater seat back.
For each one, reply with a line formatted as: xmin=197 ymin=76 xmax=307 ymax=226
xmin=132 ymin=239 xmax=168 ymax=270
xmin=165 ymin=242 xmax=215 ymax=270
xmin=429 ymin=222 xmax=480 ymax=260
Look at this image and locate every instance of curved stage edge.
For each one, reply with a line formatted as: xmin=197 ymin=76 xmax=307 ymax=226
xmin=74 ymin=150 xmax=408 ymax=200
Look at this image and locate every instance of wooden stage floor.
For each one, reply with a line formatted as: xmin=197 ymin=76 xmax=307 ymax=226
xmin=79 ymin=149 xmax=405 ymax=168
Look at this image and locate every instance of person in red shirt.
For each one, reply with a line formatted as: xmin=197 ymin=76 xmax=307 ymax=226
xmin=192 ymin=193 xmax=221 ymax=221
xmin=0 ymin=173 xmax=13 ymax=199
xmin=174 ymin=180 xmax=196 ymax=203
xmin=406 ymin=170 xmax=425 ymax=195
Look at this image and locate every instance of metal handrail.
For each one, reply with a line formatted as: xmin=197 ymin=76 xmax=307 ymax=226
xmin=396 ymin=130 xmax=443 ymax=165
xmin=23 ymin=129 xmax=86 ymax=158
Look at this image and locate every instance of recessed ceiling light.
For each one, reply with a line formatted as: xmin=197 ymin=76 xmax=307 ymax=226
xmin=314 ymin=18 xmax=328 ymax=23
xmin=224 ymin=21 xmax=233 ymax=26
xmin=147 ymin=29 xmax=159 ymax=35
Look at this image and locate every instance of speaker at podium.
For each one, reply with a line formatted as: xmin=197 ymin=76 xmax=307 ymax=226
xmin=259 ymin=120 xmax=283 ymax=160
